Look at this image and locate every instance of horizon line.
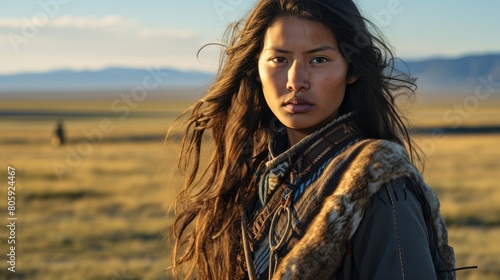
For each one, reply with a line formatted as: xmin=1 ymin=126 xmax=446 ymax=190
xmin=2 ymin=50 xmax=500 ymax=76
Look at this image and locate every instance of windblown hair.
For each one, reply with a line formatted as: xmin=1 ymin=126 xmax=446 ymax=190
xmin=170 ymin=0 xmax=418 ymax=279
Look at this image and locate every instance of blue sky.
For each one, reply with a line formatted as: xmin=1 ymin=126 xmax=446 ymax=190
xmin=0 ymin=0 xmax=499 ymax=74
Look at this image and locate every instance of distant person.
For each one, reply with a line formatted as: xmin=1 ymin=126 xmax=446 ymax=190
xmin=52 ymin=119 xmax=66 ymax=147
xmin=170 ymin=0 xmax=459 ymax=279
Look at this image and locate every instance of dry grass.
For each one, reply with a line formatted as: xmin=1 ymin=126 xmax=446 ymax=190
xmin=414 ymin=134 xmax=500 ymax=279
xmin=415 ymin=135 xmax=500 ymax=225
xmin=0 ymin=98 xmax=498 ymax=279
xmin=0 ymin=99 xmax=188 ymax=280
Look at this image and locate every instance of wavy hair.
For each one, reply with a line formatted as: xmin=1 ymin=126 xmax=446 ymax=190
xmin=170 ymin=0 xmax=418 ymax=279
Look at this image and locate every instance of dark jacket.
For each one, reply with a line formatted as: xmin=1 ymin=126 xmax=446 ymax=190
xmin=335 ymin=178 xmax=451 ymax=279
xmin=245 ymin=115 xmax=455 ymax=280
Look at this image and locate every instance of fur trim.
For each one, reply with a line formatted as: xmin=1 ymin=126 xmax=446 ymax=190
xmin=272 ymin=139 xmax=455 ymax=280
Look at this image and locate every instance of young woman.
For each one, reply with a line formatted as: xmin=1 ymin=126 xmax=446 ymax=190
xmin=171 ymin=0 xmax=456 ymax=279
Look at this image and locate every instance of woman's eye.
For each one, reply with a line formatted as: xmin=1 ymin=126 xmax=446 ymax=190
xmin=271 ymin=57 xmax=287 ymax=64
xmin=311 ymin=57 xmax=329 ymax=63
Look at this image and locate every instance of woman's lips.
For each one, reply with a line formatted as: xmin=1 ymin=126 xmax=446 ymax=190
xmin=283 ymin=97 xmax=313 ymax=113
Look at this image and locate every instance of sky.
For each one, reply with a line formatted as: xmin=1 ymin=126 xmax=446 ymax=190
xmin=0 ymin=0 xmax=499 ymax=75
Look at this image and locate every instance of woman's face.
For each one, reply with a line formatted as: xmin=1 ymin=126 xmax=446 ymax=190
xmin=258 ymin=16 xmax=356 ymax=145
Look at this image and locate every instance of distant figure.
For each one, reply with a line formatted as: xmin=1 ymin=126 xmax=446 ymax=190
xmin=52 ymin=119 xmax=66 ymax=147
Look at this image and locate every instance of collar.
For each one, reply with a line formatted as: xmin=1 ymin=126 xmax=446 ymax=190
xmin=258 ymin=112 xmax=362 ymax=204
xmin=267 ymin=112 xmax=354 ymax=164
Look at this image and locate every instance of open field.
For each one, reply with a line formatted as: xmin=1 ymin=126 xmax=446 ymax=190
xmin=0 ymin=97 xmax=499 ymax=279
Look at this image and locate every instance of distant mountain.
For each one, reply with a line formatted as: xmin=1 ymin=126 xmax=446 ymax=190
xmin=0 ymin=67 xmax=215 ymax=93
xmin=396 ymin=53 xmax=500 ymax=94
xmin=1 ymin=53 xmax=499 ymax=97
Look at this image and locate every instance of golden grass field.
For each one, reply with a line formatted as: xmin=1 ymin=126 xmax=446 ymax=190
xmin=0 ymin=95 xmax=499 ymax=279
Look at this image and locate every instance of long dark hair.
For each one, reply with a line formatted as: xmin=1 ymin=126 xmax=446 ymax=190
xmin=170 ymin=0 xmax=418 ymax=279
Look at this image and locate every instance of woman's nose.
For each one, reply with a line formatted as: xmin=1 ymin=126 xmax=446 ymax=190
xmin=286 ymin=61 xmax=310 ymax=92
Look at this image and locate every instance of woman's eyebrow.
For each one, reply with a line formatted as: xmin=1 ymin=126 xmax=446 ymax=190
xmin=264 ymin=45 xmax=338 ymax=54
xmin=304 ymin=46 xmax=338 ymax=54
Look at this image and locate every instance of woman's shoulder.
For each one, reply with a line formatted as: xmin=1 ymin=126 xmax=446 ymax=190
xmin=350 ymin=138 xmax=410 ymax=164
xmin=337 ymin=139 xmax=422 ymax=192
xmin=332 ymin=139 xmax=443 ymax=233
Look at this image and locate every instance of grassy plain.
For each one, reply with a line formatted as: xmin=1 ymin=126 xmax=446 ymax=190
xmin=0 ymin=96 xmax=499 ymax=279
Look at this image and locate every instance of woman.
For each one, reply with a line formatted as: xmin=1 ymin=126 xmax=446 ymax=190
xmin=170 ymin=0 xmax=456 ymax=279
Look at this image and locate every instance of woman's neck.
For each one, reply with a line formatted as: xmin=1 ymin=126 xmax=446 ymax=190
xmin=285 ymin=112 xmax=352 ymax=146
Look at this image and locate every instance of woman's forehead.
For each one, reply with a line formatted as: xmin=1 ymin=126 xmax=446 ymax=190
xmin=262 ymin=16 xmax=338 ymax=51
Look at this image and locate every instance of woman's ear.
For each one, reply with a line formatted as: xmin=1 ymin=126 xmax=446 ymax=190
xmin=347 ymin=75 xmax=358 ymax=85
xmin=346 ymin=64 xmax=357 ymax=84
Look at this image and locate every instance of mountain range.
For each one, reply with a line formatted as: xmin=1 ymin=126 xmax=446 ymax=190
xmin=1 ymin=53 xmax=499 ymax=98
xmin=0 ymin=67 xmax=214 ymax=93
xmin=395 ymin=53 xmax=500 ymax=94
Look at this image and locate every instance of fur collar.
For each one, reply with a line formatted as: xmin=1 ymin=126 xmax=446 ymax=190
xmin=271 ymin=139 xmax=456 ymax=280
